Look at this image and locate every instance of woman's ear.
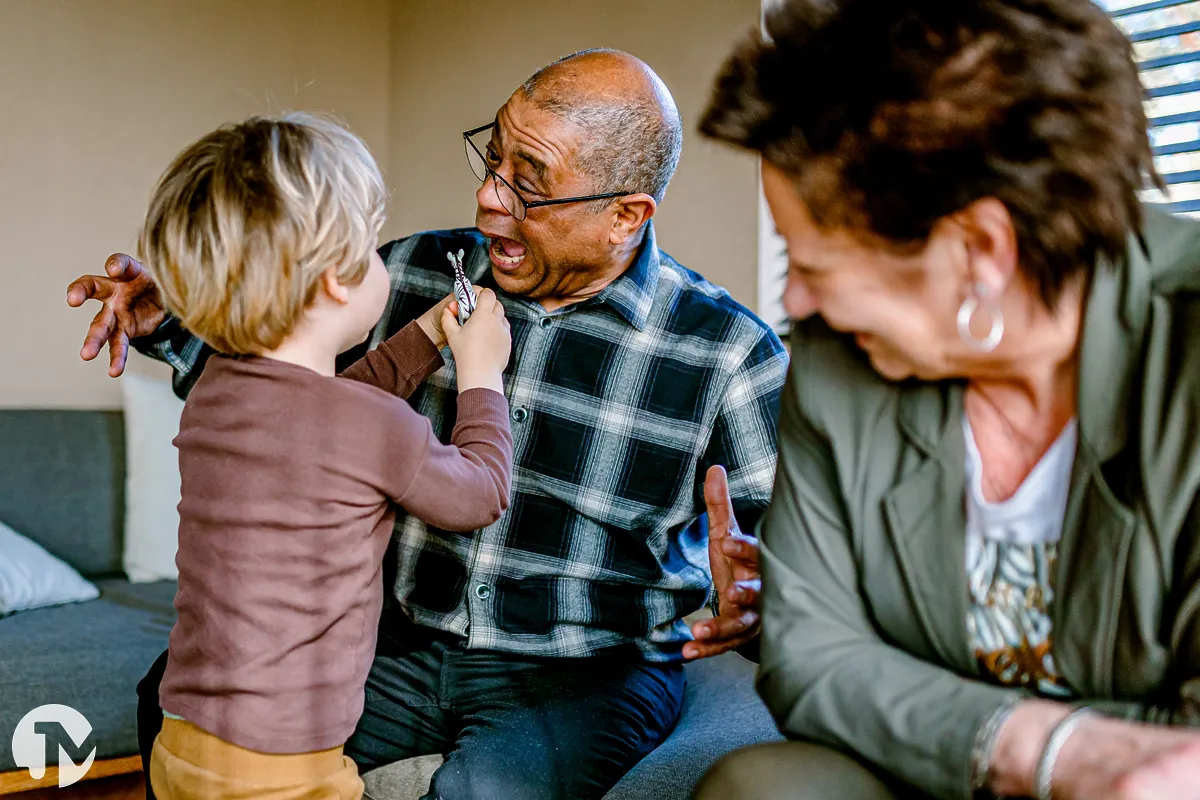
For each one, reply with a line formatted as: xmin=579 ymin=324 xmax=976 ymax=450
xmin=955 ymin=197 xmax=1019 ymax=295
xmin=320 ymin=266 xmax=351 ymax=305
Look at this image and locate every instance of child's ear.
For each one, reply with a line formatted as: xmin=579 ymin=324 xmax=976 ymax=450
xmin=320 ymin=267 xmax=351 ymax=305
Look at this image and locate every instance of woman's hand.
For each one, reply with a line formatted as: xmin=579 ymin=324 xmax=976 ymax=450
xmin=989 ymin=700 xmax=1200 ymax=799
xmin=1052 ymin=716 xmax=1200 ymax=799
xmin=1114 ymin=741 xmax=1200 ymax=800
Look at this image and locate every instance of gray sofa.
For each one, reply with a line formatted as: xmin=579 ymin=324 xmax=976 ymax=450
xmin=0 ymin=408 xmax=780 ymax=798
xmin=0 ymin=409 xmax=175 ymax=788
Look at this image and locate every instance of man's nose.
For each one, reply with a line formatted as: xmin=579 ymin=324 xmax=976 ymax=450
xmin=476 ymin=176 xmax=510 ymax=217
xmin=782 ymin=274 xmax=819 ymax=320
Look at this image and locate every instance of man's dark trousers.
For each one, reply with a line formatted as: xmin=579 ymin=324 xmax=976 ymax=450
xmin=137 ymin=612 xmax=684 ymax=799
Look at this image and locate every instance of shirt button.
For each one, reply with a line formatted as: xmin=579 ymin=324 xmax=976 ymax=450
xmin=539 ymin=317 xmax=553 ymax=329
xmin=475 ymin=584 xmax=491 ymax=600
xmin=512 ymin=407 xmax=528 ymax=423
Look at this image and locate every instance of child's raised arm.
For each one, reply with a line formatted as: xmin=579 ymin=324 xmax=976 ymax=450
xmin=365 ymin=386 xmax=513 ymax=532
xmin=340 ymin=320 xmax=444 ymax=400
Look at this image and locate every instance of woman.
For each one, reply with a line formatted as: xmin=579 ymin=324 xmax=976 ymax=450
xmin=694 ymin=1 xmax=1200 ymax=799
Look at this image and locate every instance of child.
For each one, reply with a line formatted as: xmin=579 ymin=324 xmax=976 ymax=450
xmin=137 ymin=112 xmax=513 ymax=800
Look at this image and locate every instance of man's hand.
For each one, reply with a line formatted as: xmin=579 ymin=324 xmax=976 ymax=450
xmin=683 ymin=465 xmax=761 ymax=660
xmin=66 ymin=254 xmax=166 ymax=377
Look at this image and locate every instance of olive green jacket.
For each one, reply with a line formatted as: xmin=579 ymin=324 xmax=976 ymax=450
xmin=759 ymin=208 xmax=1200 ymax=800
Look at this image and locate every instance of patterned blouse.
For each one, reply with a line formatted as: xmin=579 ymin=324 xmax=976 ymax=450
xmin=963 ymin=418 xmax=1077 ymax=698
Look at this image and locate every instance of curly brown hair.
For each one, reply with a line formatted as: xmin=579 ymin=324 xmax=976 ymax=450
xmin=700 ymin=0 xmax=1160 ymax=306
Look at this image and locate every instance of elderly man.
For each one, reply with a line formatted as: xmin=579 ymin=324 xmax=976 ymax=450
xmin=67 ymin=49 xmax=788 ymax=799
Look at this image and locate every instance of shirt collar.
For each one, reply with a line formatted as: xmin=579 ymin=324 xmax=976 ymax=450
xmin=587 ymin=222 xmax=661 ymax=331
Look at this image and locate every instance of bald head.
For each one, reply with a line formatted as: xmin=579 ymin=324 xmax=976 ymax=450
xmin=519 ymin=49 xmax=683 ymax=204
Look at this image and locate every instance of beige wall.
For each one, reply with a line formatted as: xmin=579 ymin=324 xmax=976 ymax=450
xmin=0 ymin=0 xmax=761 ymax=409
xmin=0 ymin=0 xmax=392 ymax=408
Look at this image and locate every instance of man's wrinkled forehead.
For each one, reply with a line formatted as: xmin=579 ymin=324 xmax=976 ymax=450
xmin=493 ymin=100 xmax=579 ymax=183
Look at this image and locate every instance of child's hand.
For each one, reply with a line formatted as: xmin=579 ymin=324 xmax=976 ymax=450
xmin=442 ymin=288 xmax=511 ymax=393
xmin=416 ymin=293 xmax=460 ymax=350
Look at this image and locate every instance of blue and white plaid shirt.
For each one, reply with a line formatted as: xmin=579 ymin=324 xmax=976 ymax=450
xmin=139 ymin=223 xmax=788 ymax=661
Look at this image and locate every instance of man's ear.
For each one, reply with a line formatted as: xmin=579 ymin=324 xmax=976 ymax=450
xmin=609 ymin=193 xmax=657 ymax=246
xmin=320 ymin=266 xmax=351 ymax=305
xmin=953 ymin=197 xmax=1018 ymax=295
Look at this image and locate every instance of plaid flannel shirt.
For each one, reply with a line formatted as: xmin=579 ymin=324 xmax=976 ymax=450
xmin=137 ymin=223 xmax=788 ymax=661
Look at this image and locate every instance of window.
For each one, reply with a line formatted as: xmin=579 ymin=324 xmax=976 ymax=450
xmin=758 ymin=1 xmax=791 ymax=335
xmin=757 ymin=176 xmax=790 ymax=336
xmin=1101 ymin=0 xmax=1200 ymax=217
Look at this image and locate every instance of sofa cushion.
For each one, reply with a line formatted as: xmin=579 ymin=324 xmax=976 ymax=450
xmin=0 ymin=520 xmax=99 ymax=615
xmin=121 ymin=374 xmax=184 ymax=583
xmin=605 ymin=651 xmax=782 ymax=799
xmin=0 ymin=578 xmax=176 ymax=772
xmin=363 ymin=754 xmax=444 ymax=800
xmin=0 ymin=410 xmax=126 ymax=578
xmin=361 ymin=651 xmax=782 ymax=800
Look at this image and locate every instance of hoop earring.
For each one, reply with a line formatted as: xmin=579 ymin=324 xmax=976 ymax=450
xmin=957 ymin=283 xmax=1004 ymax=353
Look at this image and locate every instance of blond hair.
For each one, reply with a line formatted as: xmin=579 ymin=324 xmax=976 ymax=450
xmin=138 ymin=112 xmax=387 ymax=355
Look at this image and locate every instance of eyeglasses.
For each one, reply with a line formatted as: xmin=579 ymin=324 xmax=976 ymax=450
xmin=463 ymin=123 xmax=632 ymax=221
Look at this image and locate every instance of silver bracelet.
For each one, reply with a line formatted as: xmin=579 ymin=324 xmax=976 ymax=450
xmin=971 ymin=699 xmax=1021 ymax=792
xmin=1034 ymin=707 xmax=1095 ymax=800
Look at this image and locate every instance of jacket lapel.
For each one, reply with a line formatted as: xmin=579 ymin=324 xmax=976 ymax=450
xmin=1052 ymin=446 xmax=1137 ymax=695
xmin=1052 ymin=218 xmax=1153 ymax=694
xmin=882 ymin=383 xmax=977 ymax=674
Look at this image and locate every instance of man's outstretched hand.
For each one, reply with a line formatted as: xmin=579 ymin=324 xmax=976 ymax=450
xmin=683 ymin=465 xmax=762 ymax=660
xmin=66 ymin=254 xmax=166 ymax=377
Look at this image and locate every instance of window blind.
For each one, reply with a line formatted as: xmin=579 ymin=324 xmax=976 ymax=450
xmin=1101 ymin=0 xmax=1200 ymax=217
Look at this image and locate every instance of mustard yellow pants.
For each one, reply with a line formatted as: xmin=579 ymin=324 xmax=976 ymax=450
xmin=149 ymin=717 xmax=363 ymax=800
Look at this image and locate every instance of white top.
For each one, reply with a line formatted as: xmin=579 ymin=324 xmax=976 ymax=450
xmin=963 ymin=415 xmax=1078 ymax=697
xmin=964 ymin=416 xmax=1077 ymax=563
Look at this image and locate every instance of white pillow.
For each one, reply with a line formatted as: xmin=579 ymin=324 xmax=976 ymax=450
xmin=0 ymin=521 xmax=100 ymax=615
xmin=121 ymin=372 xmax=185 ymax=582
